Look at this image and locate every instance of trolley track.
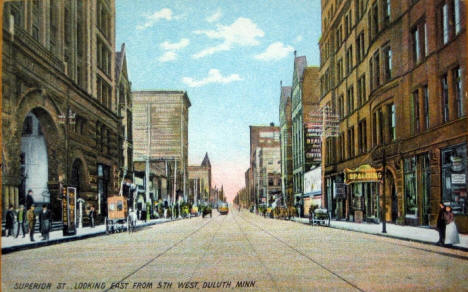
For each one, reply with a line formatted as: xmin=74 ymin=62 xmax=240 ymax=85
xmin=238 ymin=213 xmax=366 ymax=292
xmin=232 ymin=214 xmax=280 ymax=292
xmin=104 ymin=216 xmax=216 ymax=292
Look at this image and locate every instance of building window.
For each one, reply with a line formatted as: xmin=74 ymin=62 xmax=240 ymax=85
xmin=346 ymin=46 xmax=353 ymax=74
xmin=388 ymin=103 xmax=396 ymax=141
xmin=356 ymin=32 xmax=365 ymax=63
xmin=372 ymin=112 xmax=377 ymax=146
xmin=374 ymin=51 xmax=380 ymax=88
xmin=423 ymin=85 xmax=430 ymax=130
xmin=369 ymin=58 xmax=374 ymax=90
xmin=378 ymin=108 xmax=384 ymax=144
xmin=383 ymin=45 xmax=392 ymax=81
xmin=358 ymin=119 xmax=367 ymax=154
xmin=338 ymin=95 xmax=344 ymax=120
xmin=453 ymin=67 xmax=464 ymax=118
xmin=441 ymin=74 xmax=449 ymax=122
xmin=372 ymin=2 xmax=379 ymax=38
xmin=412 ymin=26 xmax=420 ymax=63
xmin=358 ymin=75 xmax=366 ymax=106
xmin=97 ymin=164 xmax=110 ymax=215
xmin=347 ymin=127 xmax=355 ymax=159
xmin=336 ymin=25 xmax=343 ymax=49
xmin=383 ymin=0 xmax=391 ymax=25
xmin=412 ymin=90 xmax=420 ymax=134
xmin=441 ymin=144 xmax=467 ymax=215
xmin=347 ymin=86 xmax=354 ymax=114
xmin=455 ymin=0 xmax=461 ymax=35
xmin=404 ymin=157 xmax=418 ymax=217
xmin=337 ymin=59 xmax=343 ymax=82
xmin=442 ymin=2 xmax=449 ymax=44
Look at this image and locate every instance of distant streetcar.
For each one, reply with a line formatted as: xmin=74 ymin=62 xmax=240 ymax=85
xmin=219 ymin=202 xmax=229 ymax=215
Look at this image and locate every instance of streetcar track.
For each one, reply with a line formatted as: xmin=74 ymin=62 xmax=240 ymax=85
xmin=232 ymin=214 xmax=280 ymax=292
xmin=104 ymin=217 xmax=214 ymax=292
xmin=188 ymin=214 xmax=228 ymax=281
xmin=238 ymin=214 xmax=366 ymax=292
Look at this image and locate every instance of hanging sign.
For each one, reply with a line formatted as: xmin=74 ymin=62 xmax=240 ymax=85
xmin=344 ymin=164 xmax=383 ymax=185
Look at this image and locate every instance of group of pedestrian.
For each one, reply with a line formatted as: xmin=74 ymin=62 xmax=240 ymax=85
xmin=5 ymin=203 xmax=52 ymax=242
xmin=437 ymin=202 xmax=460 ymax=246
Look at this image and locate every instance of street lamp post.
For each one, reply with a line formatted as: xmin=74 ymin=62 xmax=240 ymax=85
xmin=382 ymin=149 xmax=387 ymax=233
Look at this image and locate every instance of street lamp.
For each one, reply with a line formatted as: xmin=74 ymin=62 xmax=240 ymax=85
xmin=382 ymin=149 xmax=387 ymax=234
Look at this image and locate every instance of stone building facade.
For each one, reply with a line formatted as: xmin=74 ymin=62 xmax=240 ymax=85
xmin=2 ymin=0 xmax=121 ymax=220
xmin=319 ymin=0 xmax=467 ymax=231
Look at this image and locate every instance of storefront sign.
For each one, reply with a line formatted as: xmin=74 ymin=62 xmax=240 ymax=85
xmin=452 ymin=174 xmax=466 ymax=184
xmin=62 ymin=187 xmax=77 ymax=236
xmin=344 ymin=164 xmax=383 ymax=185
xmin=334 ymin=182 xmax=346 ymax=199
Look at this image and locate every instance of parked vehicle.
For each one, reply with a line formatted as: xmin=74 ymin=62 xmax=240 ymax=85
xmin=309 ymin=208 xmax=330 ymax=226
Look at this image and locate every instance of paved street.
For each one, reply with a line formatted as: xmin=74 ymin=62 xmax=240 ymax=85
xmin=2 ymin=209 xmax=468 ymax=292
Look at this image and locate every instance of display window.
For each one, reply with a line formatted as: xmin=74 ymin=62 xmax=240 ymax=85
xmin=442 ymin=144 xmax=467 ymax=215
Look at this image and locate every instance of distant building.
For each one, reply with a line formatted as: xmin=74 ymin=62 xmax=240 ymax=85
xmin=249 ymin=125 xmax=281 ymax=206
xmin=291 ymin=51 xmax=321 ymax=214
xmin=279 ymin=82 xmax=293 ymax=207
xmin=188 ymin=153 xmax=212 ymax=204
xmin=132 ymin=91 xmax=190 ymax=206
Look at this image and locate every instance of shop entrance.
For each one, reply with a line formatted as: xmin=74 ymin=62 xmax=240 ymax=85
xmin=389 ymin=174 xmax=398 ymax=223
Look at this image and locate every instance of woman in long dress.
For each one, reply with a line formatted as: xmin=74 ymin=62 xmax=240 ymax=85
xmin=444 ymin=206 xmax=460 ymax=245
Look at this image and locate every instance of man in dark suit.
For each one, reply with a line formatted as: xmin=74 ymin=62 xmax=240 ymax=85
xmin=39 ymin=204 xmax=52 ymax=240
xmin=5 ymin=205 xmax=16 ymax=237
xmin=437 ymin=202 xmax=446 ymax=245
xmin=89 ymin=206 xmax=95 ymax=228
xmin=26 ymin=205 xmax=36 ymax=241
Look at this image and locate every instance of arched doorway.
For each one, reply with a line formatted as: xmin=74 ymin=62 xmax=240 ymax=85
xmin=21 ymin=112 xmax=49 ymax=206
xmin=387 ymin=170 xmax=398 ymax=223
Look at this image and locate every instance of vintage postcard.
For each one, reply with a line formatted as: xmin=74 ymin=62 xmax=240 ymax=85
xmin=1 ymin=0 xmax=467 ymax=291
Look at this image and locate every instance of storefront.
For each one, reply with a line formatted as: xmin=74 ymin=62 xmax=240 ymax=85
xmin=303 ymin=167 xmax=322 ymax=216
xmin=344 ymin=165 xmax=382 ymax=223
xmin=441 ymin=143 xmax=467 ymax=224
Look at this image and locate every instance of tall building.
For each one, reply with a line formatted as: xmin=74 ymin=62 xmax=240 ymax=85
xmin=279 ymin=82 xmax=293 ymax=207
xmin=188 ymin=153 xmax=212 ymax=204
xmin=249 ymin=125 xmax=281 ymax=206
xmin=319 ymin=0 xmax=467 ymax=231
xmin=291 ymin=52 xmax=321 ymax=214
xmin=132 ymin=90 xmax=190 ymax=205
xmin=115 ymin=43 xmax=133 ymax=185
xmin=2 ymin=0 xmax=121 ymax=220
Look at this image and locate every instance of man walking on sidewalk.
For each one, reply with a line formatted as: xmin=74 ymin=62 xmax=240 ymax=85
xmin=437 ymin=202 xmax=446 ymax=246
xmin=39 ymin=205 xmax=51 ymax=240
xmin=89 ymin=206 xmax=95 ymax=228
xmin=15 ymin=205 xmax=26 ymax=238
xmin=26 ymin=205 xmax=36 ymax=242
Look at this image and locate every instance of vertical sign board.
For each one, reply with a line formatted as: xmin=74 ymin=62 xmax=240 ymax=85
xmin=62 ymin=187 xmax=77 ymax=235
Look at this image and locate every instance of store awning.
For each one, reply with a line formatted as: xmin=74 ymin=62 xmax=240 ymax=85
xmin=344 ymin=164 xmax=383 ymax=185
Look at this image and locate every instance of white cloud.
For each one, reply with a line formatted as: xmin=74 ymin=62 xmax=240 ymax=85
xmin=137 ymin=8 xmax=174 ymax=30
xmin=295 ymin=35 xmax=303 ymax=42
xmin=160 ymin=38 xmax=190 ymax=51
xmin=254 ymin=42 xmax=294 ymax=61
xmin=182 ymin=69 xmax=242 ymax=87
xmin=192 ymin=17 xmax=264 ymax=59
xmin=159 ymin=51 xmax=177 ymax=62
xmin=206 ymin=9 xmax=222 ymax=23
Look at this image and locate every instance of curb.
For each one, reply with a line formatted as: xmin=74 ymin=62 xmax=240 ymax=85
xmin=1 ymin=219 xmax=173 ymax=255
xmin=289 ymin=217 xmax=468 ymax=253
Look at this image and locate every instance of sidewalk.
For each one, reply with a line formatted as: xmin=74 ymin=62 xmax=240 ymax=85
xmin=291 ymin=217 xmax=468 ymax=250
xmin=1 ymin=217 xmax=173 ymax=254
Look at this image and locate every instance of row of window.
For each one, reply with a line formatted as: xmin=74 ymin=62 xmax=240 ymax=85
xmin=97 ymin=76 xmax=113 ymax=110
xmin=327 ymin=103 xmax=396 ymax=165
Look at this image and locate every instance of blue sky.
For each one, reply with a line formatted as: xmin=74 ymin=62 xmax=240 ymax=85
xmin=116 ymin=0 xmax=322 ymax=201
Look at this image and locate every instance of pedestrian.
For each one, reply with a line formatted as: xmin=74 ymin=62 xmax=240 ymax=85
xmin=128 ymin=208 xmax=137 ymax=233
xmin=89 ymin=206 xmax=95 ymax=228
xmin=26 ymin=190 xmax=34 ymax=211
xmin=436 ymin=202 xmax=446 ymax=245
xmin=5 ymin=205 xmax=16 ymax=237
xmin=26 ymin=205 xmax=36 ymax=242
xmin=16 ymin=205 xmax=27 ymax=238
xmin=444 ymin=206 xmax=460 ymax=246
xmin=39 ymin=204 xmax=51 ymax=240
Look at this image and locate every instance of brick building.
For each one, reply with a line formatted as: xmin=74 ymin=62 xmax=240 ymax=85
xmin=279 ymin=82 xmax=293 ymax=207
xmin=319 ymin=0 xmax=467 ymax=231
xmin=2 ymin=0 xmax=121 ymax=220
xmin=188 ymin=153 xmax=212 ymax=204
